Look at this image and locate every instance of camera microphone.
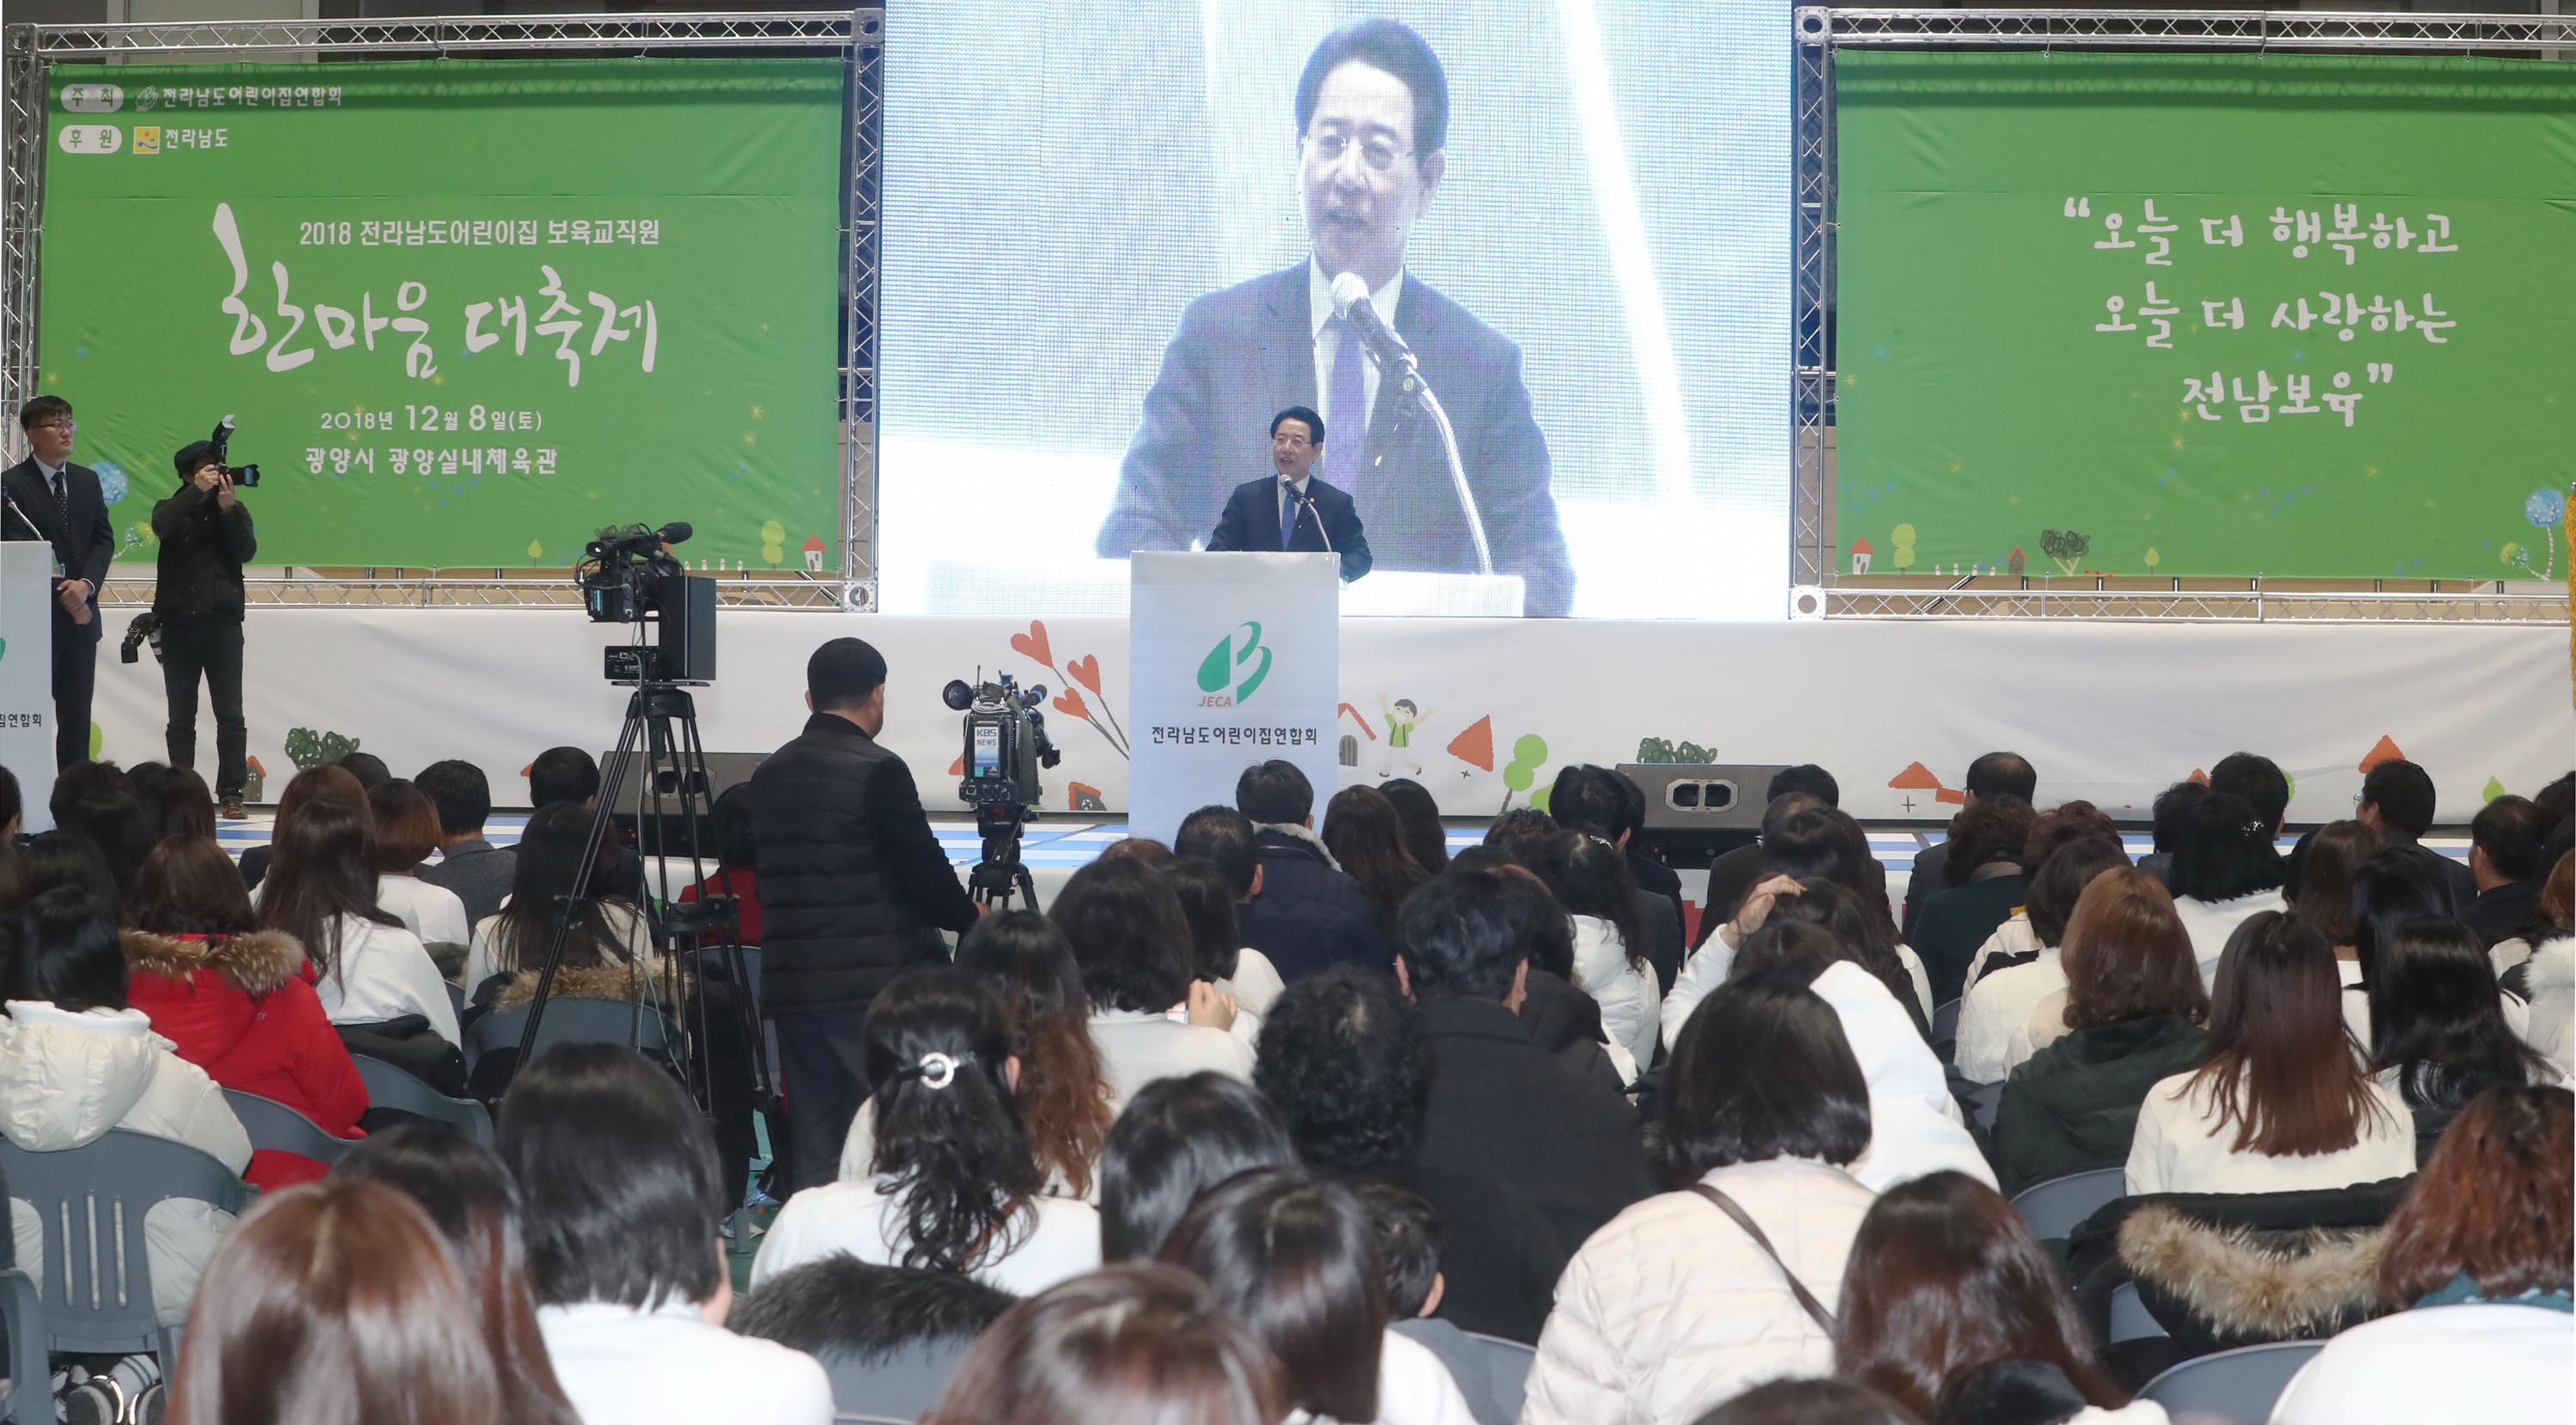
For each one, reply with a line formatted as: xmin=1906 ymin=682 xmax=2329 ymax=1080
xmin=657 ymin=521 xmax=694 ymax=545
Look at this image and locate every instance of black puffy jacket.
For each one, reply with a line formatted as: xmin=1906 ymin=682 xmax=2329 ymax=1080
xmin=750 ymin=715 xmax=974 ymax=1014
xmin=1239 ymin=824 xmax=1383 ymax=982
xmin=151 ymin=481 xmax=256 ymax=622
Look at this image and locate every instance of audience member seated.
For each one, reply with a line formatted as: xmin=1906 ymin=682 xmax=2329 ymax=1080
xmin=237 ymin=761 xmax=374 ymax=892
xmin=1701 ymin=766 xmax=1838 ymax=934
xmin=131 ymin=762 xmax=218 ymax=844
xmin=675 ymin=781 xmax=764 ymax=947
xmin=1257 ymin=966 xmax=1562 ymax=1343
xmin=1689 ymin=807 xmax=1930 ymax=1020
xmin=1355 ymin=1179 xmax=1524 ymax=1425
xmin=2208 ymin=751 xmax=2291 ymax=843
xmin=331 ymin=1122 xmax=581 ymax=1425
xmin=1548 ymin=764 xmax=1686 ymax=993
xmin=370 ymin=777 xmax=474 ymax=955
xmin=2465 ymin=795 xmax=2549 ymax=947
xmin=526 ymin=746 xmax=599 ymax=810
xmin=1835 ymin=1172 xmax=2162 ymax=1425
xmin=732 ymin=1258 xmax=1014 ymax=1422
xmin=1720 ymin=920 xmax=1994 ymax=1192
xmin=1174 ymin=806 xmax=1293 ymax=1014
xmin=1450 ymin=856 xmax=1629 ymax=1091
xmin=922 ymin=1264 xmax=1288 ymax=1425
xmin=55 ymin=779 xmax=155 ymax=904
xmin=1962 ymin=802 xmax=2126 ymax=990
xmin=13 ymin=828 xmax=123 ymax=912
xmin=2269 ymin=1085 xmax=2573 ymax=1425
xmin=1530 ymin=829 xmax=1660 ymax=1072
xmin=1957 ymin=837 xmax=2130 ymax=1083
xmin=166 ymin=1179 xmax=553 ymax=1425
xmin=1167 ymin=855 xmax=1287 ymax=1022
xmin=124 ymin=835 xmax=367 ymax=1188
xmin=2345 ymin=844 xmax=2528 ymax=1051
xmin=1690 ymin=1379 xmax=1920 ymax=1425
xmin=1990 ymin=870 xmax=2210 ymax=1194
xmin=2354 ymin=758 xmax=2477 ymax=908
xmin=755 ymin=968 xmax=1102 ymax=1295
xmin=1324 ymin=784 xmax=1436 ymax=947
xmin=2166 ymin=790 xmax=2288 ymax=986
xmin=1767 ymin=878 xmax=1939 ymax=1047
xmin=1162 ymin=1168 xmax=1475 ymax=1425
xmin=2518 ymin=852 xmax=2574 ymax=1073
xmin=2289 ymin=819 xmax=2381 ymax=996
xmin=1099 ymin=1070 xmax=1297 ymax=1262
xmin=2366 ymin=917 xmax=2560 ymax=1160
xmin=501 ymin=1043 xmax=834 ymax=1425
xmin=1912 ymin=796 xmax=2038 ymax=1008
xmin=1233 ymin=760 xmax=1384 ymax=979
xmin=2490 ymin=846 xmax=2571 ymax=977
xmin=1051 ymin=856 xmax=1253 ymax=1099
xmin=463 ymin=801 xmax=654 ymax=1002
xmin=2132 ymin=779 xmax=2206 ymax=891
xmin=1396 ymin=869 xmax=1656 ymax=1292
xmin=259 ymin=796 xmax=460 ymax=1048
xmin=1522 ymin=971 xmax=1878 ymax=1425
xmin=415 ymin=758 xmax=519 ymax=929
xmin=1379 ymin=776 xmax=1453 ymax=875
xmin=1 ymin=886 xmax=252 ymax=1325
xmin=1905 ymin=752 xmax=2037 ymax=941
xmin=2125 ymin=911 xmax=2414 ymax=1195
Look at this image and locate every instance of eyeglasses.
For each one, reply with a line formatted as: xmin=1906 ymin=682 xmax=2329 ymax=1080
xmin=1303 ymin=131 xmax=1413 ymax=174
xmin=33 ymin=420 xmax=75 ymax=433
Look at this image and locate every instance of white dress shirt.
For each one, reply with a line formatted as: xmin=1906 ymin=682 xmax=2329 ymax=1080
xmin=750 ymin=1177 xmax=1102 ymax=1297
xmin=1309 ymin=258 xmax=1405 ymax=441
xmin=537 ymin=1300 xmax=833 ymax=1425
xmin=378 ymin=874 xmax=471 ymax=947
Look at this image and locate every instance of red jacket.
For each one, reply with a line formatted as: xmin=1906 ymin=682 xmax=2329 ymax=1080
xmin=123 ymin=929 xmax=368 ymax=1190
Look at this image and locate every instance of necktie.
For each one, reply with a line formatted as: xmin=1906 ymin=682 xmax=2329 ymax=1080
xmin=1280 ymin=482 xmax=1299 ymax=551
xmin=49 ymin=469 xmax=65 ymax=509
xmin=1323 ymin=315 xmax=1365 ymax=487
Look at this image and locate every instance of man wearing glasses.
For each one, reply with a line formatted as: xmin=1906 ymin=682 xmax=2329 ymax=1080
xmin=1096 ymin=18 xmax=1574 ymax=618
xmin=3 ymin=396 xmax=115 ymax=770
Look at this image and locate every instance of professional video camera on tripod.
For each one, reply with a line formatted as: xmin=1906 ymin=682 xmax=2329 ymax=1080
xmin=512 ymin=521 xmax=769 ymax=1149
xmin=944 ymin=671 xmax=1061 ymax=910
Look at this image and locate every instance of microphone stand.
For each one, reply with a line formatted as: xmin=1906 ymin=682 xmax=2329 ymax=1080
xmin=1361 ymin=345 xmax=1495 ymax=578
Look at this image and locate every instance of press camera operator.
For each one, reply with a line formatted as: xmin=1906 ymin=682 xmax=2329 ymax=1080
xmin=151 ymin=440 xmax=256 ymax=819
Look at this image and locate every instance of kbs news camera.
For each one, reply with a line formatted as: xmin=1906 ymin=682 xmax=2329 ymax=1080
xmin=576 ymin=521 xmax=715 ymax=685
xmin=941 ymin=672 xmax=1063 ymax=910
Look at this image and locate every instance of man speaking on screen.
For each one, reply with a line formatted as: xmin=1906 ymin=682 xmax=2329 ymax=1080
xmin=1094 ymin=17 xmax=1575 ymax=618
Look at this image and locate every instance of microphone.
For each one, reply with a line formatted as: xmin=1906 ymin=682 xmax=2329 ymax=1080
xmin=656 ymin=521 xmax=694 ymax=545
xmin=1329 ymin=271 xmax=1413 ymax=371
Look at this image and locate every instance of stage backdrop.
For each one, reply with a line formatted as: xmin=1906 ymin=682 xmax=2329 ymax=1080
xmin=37 ymin=59 xmax=841 ymax=572
xmin=1836 ymin=52 xmax=2576 ymax=582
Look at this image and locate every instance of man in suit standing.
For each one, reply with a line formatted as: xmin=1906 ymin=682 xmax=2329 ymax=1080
xmin=1096 ymin=18 xmax=1574 ymax=616
xmin=2 ymin=396 xmax=115 ymax=770
xmin=1204 ymin=405 xmax=1372 ymax=581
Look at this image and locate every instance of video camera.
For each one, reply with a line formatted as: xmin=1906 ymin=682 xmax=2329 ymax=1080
xmin=577 ymin=521 xmax=715 ymax=684
xmin=208 ymin=415 xmax=262 ymax=488
xmin=943 ymin=672 xmax=1061 ymax=811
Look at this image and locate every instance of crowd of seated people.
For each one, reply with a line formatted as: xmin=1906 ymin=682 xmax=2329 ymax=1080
xmin=0 ymin=746 xmax=2567 ymax=1425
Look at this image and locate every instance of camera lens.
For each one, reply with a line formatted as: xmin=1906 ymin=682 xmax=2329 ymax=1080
xmin=942 ymin=679 xmax=975 ymax=712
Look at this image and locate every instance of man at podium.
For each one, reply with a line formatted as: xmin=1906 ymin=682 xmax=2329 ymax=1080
xmin=1203 ymin=405 xmax=1372 ymax=583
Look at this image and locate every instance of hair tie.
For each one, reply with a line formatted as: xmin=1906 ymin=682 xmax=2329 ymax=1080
xmin=897 ymin=1051 xmax=959 ymax=1091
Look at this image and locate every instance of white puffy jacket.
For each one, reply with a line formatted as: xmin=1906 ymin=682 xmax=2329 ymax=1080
xmin=0 ymin=1001 xmax=252 ymax=1325
xmin=2524 ymin=936 xmax=2574 ymax=1076
xmin=1806 ymin=963 xmax=1996 ymax=1193
xmin=1521 ymin=1159 xmax=1874 ymax=1425
xmin=1571 ymin=915 xmax=1658 ymax=1075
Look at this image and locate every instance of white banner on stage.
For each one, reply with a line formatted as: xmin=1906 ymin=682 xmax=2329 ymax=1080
xmin=0 ymin=545 xmax=57 ymax=831
xmin=1127 ymin=552 xmax=1340 ymax=845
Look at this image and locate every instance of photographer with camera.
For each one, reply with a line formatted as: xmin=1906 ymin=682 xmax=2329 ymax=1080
xmin=750 ymin=636 xmax=983 ymax=1192
xmin=151 ymin=438 xmax=257 ymax=819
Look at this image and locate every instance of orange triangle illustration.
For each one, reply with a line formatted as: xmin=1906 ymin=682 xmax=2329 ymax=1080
xmin=1447 ymin=716 xmax=1495 ymax=772
xmin=1889 ymin=761 xmax=1941 ymax=791
xmin=2187 ymin=768 xmax=2209 ymax=786
xmin=2358 ymin=735 xmax=2404 ymax=773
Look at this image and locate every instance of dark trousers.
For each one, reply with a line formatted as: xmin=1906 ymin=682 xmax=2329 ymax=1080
xmin=771 ymin=1006 xmax=871 ymax=1194
xmin=51 ymin=611 xmax=95 ymax=771
xmin=161 ymin=617 xmax=247 ymax=796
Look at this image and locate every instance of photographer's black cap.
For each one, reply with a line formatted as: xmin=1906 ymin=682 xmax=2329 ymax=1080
xmin=173 ymin=441 xmax=219 ymax=478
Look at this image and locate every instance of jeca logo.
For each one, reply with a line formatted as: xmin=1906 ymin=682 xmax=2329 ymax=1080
xmin=1195 ymin=621 xmax=1272 ymax=707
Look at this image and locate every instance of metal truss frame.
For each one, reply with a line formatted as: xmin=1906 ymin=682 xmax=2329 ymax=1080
xmin=1790 ymin=9 xmax=2574 ymax=622
xmin=1 ymin=10 xmax=883 ymax=611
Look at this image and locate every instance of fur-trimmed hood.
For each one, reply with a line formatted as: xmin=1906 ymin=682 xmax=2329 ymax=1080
xmin=2117 ymin=1203 xmax=2389 ymax=1339
xmin=122 ymin=929 xmax=307 ymax=997
xmin=491 ymin=956 xmax=684 ymax=1010
xmin=1251 ymin=819 xmax=1344 ymax=873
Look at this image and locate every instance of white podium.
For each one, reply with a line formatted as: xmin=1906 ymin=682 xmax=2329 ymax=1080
xmin=1127 ymin=551 xmax=1340 ymax=843
xmin=1 ymin=542 xmax=57 ymax=830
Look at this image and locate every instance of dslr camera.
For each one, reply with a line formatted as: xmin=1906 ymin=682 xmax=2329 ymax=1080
xmin=207 ymin=415 xmax=262 ymax=488
xmin=943 ymin=673 xmax=1060 ymax=811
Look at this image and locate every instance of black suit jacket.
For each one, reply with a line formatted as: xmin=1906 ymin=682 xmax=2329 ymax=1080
xmin=1204 ymin=474 xmax=1373 ymax=582
xmin=1097 ymin=263 xmax=1575 ymax=616
xmin=1 ymin=458 xmax=114 ymax=643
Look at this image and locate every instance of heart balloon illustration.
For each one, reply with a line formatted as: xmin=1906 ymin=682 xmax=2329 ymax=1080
xmin=1008 ymin=620 xmax=1053 ymax=669
xmin=1054 ymin=688 xmax=1090 ymax=720
xmin=1067 ymin=654 xmax=1102 ymax=693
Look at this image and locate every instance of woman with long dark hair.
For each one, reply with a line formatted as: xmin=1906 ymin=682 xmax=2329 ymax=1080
xmin=1833 ymin=1171 xmax=2135 ymax=1422
xmin=125 ymin=835 xmax=367 ymax=1188
xmin=2345 ymin=844 xmax=2526 ymax=1051
xmin=921 ymin=1264 xmax=1288 ymax=1425
xmin=1160 ymin=1169 xmax=1473 ymax=1425
xmin=258 ymin=796 xmax=458 ymax=1044
xmin=838 ymin=910 xmax=1117 ymax=1199
xmin=1164 ymin=855 xmax=1285 ymax=1017
xmin=371 ymin=778 xmax=472 ymax=951
xmin=1377 ymin=778 xmax=1450 ymax=875
xmin=2369 ymin=917 xmax=2559 ymax=1159
xmin=755 ymin=968 xmax=1102 ymax=1295
xmin=237 ymin=762 xmax=367 ymax=892
xmin=1321 ymin=785 xmax=1432 ymax=944
xmin=461 ymin=801 xmax=651 ymax=1001
xmin=1531 ymin=830 xmax=1658 ymax=1073
xmin=1052 ymin=856 xmax=1251 ymax=1102
xmin=2126 ymin=910 xmax=2412 ymax=1194
xmin=2166 ymin=790 xmax=2288 ymax=984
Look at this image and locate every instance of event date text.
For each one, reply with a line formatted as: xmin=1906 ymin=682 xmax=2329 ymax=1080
xmin=315 ymin=405 xmax=546 ymax=434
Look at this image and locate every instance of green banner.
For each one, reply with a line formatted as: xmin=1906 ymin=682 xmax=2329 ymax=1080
xmin=1835 ymin=53 xmax=2576 ymax=581
xmin=39 ymin=58 xmax=842 ymax=571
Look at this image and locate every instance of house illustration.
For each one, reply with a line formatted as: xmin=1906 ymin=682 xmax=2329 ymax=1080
xmin=1849 ymin=537 xmax=1874 ymax=575
xmin=802 ymin=534 xmax=826 ymax=572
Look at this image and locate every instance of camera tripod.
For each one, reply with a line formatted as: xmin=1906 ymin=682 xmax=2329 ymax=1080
xmin=968 ymin=801 xmax=1042 ymax=910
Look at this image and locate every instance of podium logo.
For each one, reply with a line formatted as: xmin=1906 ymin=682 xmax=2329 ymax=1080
xmin=1195 ymin=621 xmax=1272 ymax=707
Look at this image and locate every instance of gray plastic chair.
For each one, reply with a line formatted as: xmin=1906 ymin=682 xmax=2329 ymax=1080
xmin=1931 ymin=997 xmax=1962 ymax=1051
xmin=0 ymin=1130 xmax=254 ymax=1367
xmin=1462 ymin=1331 xmax=1536 ymax=1423
xmin=222 ymin=1088 xmax=353 ymax=1166
xmin=464 ymin=995 xmax=674 ymax=1069
xmin=0 ymin=1161 xmax=46 ymax=1425
xmin=2110 ymin=1280 xmax=2167 ymax=1342
xmin=2009 ymin=1165 xmax=2125 ymax=1239
xmin=352 ymin=1055 xmax=495 ymax=1146
xmin=2138 ymin=1339 xmax=2323 ymax=1423
xmin=1962 ymin=1078 xmax=2005 ymax=1132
